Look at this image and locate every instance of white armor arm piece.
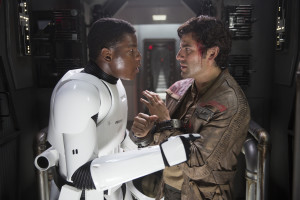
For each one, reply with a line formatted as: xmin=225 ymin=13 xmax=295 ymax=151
xmin=71 ymin=134 xmax=200 ymax=191
xmin=92 ymin=135 xmax=187 ymax=191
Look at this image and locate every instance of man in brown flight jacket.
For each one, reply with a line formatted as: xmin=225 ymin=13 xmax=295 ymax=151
xmin=130 ymin=15 xmax=250 ymax=200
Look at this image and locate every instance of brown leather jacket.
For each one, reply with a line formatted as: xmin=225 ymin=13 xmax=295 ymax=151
xmin=152 ymin=69 xmax=250 ymax=200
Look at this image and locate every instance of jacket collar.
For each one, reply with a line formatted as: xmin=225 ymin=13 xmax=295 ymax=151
xmin=198 ymin=69 xmax=230 ymax=99
xmin=190 ymin=69 xmax=230 ymax=100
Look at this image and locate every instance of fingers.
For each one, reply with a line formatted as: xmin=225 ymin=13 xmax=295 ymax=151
xmin=143 ymin=90 xmax=160 ymax=102
xmin=136 ymin=113 xmax=157 ymax=124
xmin=140 ymin=90 xmax=162 ymax=108
xmin=131 ymin=113 xmax=157 ymax=137
xmin=133 ymin=113 xmax=149 ymax=129
xmin=140 ymin=97 xmax=151 ymax=107
xmin=149 ymin=115 xmax=158 ymax=122
xmin=131 ymin=121 xmax=147 ymax=137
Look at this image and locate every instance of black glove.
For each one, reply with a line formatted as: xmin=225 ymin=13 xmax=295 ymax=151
xmin=71 ymin=160 xmax=96 ymax=190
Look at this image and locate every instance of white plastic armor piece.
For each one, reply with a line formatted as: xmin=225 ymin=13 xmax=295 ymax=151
xmin=34 ymin=68 xmax=199 ymax=200
xmin=59 ymin=185 xmax=82 ymax=200
xmin=35 ymin=147 xmax=59 ymax=171
xmin=90 ymin=136 xmax=187 ymax=191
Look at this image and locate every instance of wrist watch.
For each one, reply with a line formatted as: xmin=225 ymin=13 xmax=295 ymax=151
xmin=155 ymin=119 xmax=182 ymax=132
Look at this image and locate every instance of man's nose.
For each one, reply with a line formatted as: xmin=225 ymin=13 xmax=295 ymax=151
xmin=176 ymin=49 xmax=184 ymax=61
xmin=136 ymin=50 xmax=142 ymax=60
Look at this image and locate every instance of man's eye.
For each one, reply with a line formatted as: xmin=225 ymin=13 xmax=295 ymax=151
xmin=129 ymin=49 xmax=134 ymax=54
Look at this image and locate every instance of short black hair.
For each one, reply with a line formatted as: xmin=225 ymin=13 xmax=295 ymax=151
xmin=88 ymin=18 xmax=136 ymax=61
xmin=177 ymin=15 xmax=231 ymax=69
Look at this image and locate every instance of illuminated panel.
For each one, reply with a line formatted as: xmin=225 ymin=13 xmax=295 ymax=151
xmin=152 ymin=15 xmax=167 ymax=21
xmin=226 ymin=5 xmax=254 ymax=39
xmin=276 ymin=0 xmax=286 ymax=51
xmin=18 ymin=0 xmax=31 ymax=55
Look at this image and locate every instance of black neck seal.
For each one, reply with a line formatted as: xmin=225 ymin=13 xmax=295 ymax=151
xmin=83 ymin=61 xmax=118 ymax=84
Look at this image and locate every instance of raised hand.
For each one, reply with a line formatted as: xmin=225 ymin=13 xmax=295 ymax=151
xmin=140 ymin=90 xmax=171 ymax=122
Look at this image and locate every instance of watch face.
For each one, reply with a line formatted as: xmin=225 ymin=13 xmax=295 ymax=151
xmin=171 ymin=119 xmax=182 ymax=129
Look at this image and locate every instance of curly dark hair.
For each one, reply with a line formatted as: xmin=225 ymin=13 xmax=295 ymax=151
xmin=177 ymin=15 xmax=232 ymax=69
xmin=88 ymin=18 xmax=136 ymax=61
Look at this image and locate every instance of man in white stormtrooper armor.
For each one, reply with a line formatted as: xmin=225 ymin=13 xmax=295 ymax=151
xmin=34 ymin=18 xmax=199 ymax=200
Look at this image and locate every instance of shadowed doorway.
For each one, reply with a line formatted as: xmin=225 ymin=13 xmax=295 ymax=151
xmin=141 ymin=39 xmax=180 ymax=103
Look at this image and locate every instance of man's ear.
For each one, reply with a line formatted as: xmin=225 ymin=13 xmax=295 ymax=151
xmin=101 ymin=48 xmax=112 ymax=62
xmin=207 ymin=46 xmax=220 ymax=60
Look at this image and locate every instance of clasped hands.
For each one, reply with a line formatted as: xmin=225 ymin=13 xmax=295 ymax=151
xmin=131 ymin=90 xmax=170 ymax=138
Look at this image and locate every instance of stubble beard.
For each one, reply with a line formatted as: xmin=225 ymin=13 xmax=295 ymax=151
xmin=181 ymin=69 xmax=190 ymax=79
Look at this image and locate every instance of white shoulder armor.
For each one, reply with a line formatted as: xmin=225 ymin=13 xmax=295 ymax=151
xmin=53 ymin=79 xmax=100 ymax=134
xmin=50 ymin=70 xmax=112 ymax=134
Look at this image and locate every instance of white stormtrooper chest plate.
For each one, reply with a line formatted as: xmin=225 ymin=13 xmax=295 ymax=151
xmin=96 ymin=79 xmax=128 ymax=157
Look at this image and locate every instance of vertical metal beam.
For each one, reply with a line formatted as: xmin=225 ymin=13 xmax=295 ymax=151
xmin=243 ymin=138 xmax=258 ymax=200
xmin=247 ymin=120 xmax=270 ymax=200
xmin=34 ymin=129 xmax=50 ymax=200
xmin=257 ymin=131 xmax=270 ymax=200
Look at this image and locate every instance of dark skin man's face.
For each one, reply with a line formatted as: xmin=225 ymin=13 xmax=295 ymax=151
xmin=109 ymin=33 xmax=142 ymax=80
